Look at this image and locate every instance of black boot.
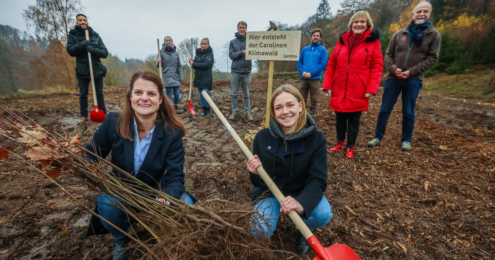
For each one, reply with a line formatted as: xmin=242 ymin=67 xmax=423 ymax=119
xmin=112 ymin=237 xmax=128 ymax=260
xmin=201 ymin=107 xmax=206 ymax=116
xmin=205 ymin=107 xmax=211 ymax=117
xmin=295 ymin=231 xmax=310 ymax=255
xmin=174 ymin=105 xmax=183 ymax=114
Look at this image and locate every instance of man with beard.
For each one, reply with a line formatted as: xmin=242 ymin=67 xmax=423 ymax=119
xmin=297 ymin=28 xmax=328 ymax=117
xmin=67 ymin=14 xmax=108 ymax=124
xmin=367 ymin=1 xmax=441 ymax=151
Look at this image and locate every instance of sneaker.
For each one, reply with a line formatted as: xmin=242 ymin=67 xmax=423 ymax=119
xmin=401 ymin=141 xmax=411 ymax=151
xmin=246 ymin=111 xmax=254 ymax=121
xmin=229 ymin=111 xmax=237 ymax=120
xmin=367 ymin=138 xmax=381 ymax=147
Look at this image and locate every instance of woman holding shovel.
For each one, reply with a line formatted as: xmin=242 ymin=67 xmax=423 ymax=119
xmin=84 ymin=70 xmax=195 ymax=260
xmin=246 ymin=84 xmax=332 ymax=255
xmin=157 ymin=36 xmax=184 ymax=114
xmin=190 ymin=37 xmax=214 ymax=117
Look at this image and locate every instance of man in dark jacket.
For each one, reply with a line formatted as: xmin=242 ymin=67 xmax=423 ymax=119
xmin=368 ymin=0 xmax=440 ymax=151
xmin=66 ymin=14 xmax=108 ymax=124
xmin=229 ymin=21 xmax=253 ymax=121
xmin=296 ymin=28 xmax=328 ymax=116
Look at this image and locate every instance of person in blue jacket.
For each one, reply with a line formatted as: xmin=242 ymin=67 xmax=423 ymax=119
xmin=296 ymin=28 xmax=328 ymax=117
xmin=84 ymin=70 xmax=195 ymax=260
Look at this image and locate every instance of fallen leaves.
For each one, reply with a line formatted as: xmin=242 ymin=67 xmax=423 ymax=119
xmin=24 ymin=146 xmax=64 ymax=161
xmin=18 ymin=126 xmax=48 ymax=146
xmin=45 ymin=168 xmax=61 ymax=180
xmin=58 ymin=220 xmax=68 ymax=234
xmin=0 ymin=146 xmax=12 ymax=160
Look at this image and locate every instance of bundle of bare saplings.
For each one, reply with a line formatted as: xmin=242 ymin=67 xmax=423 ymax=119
xmin=0 ymin=101 xmax=293 ymax=259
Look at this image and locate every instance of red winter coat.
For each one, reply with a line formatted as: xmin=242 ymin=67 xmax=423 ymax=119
xmin=322 ymin=29 xmax=383 ymax=113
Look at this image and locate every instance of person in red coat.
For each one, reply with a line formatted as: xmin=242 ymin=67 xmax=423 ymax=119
xmin=322 ymin=10 xmax=383 ymax=158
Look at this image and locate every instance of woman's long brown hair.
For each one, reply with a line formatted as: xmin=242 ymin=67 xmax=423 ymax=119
xmin=118 ymin=70 xmax=186 ymax=141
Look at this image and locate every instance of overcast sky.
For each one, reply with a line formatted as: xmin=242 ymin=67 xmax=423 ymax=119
xmin=0 ymin=0 xmax=342 ymax=72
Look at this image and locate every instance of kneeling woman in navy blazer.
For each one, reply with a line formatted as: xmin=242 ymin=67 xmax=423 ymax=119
xmin=247 ymin=85 xmax=332 ymax=256
xmin=84 ymin=70 xmax=194 ymax=260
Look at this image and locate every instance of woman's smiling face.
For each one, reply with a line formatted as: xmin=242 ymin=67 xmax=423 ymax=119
xmin=130 ymin=78 xmax=163 ymax=118
xmin=273 ymin=92 xmax=303 ymax=134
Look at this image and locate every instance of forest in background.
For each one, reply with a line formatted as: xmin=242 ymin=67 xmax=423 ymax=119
xmin=257 ymin=0 xmax=495 ymax=80
xmin=1 ymin=0 xmax=495 ymax=96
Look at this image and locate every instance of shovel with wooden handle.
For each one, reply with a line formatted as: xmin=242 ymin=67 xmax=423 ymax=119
xmin=201 ymin=90 xmax=361 ymax=260
xmin=187 ymin=38 xmax=196 ymax=115
xmin=157 ymin=39 xmax=162 ymax=81
xmin=85 ymin=30 xmax=106 ymax=123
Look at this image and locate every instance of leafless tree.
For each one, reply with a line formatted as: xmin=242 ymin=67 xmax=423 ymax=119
xmin=23 ymin=0 xmax=84 ymax=40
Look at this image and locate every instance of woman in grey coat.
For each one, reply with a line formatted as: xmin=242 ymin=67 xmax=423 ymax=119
xmin=157 ymin=36 xmax=183 ymax=114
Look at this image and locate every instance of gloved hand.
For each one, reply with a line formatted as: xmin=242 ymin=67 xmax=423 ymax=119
xmin=81 ymin=40 xmax=91 ymax=47
xmin=86 ymin=46 xmax=95 ymax=53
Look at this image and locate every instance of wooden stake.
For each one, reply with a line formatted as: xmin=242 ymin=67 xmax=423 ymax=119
xmin=264 ymin=60 xmax=275 ymax=128
xmin=157 ymin=39 xmax=162 ymax=81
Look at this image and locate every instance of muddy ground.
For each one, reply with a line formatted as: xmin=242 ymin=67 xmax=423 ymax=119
xmin=1 ymin=78 xmax=495 ymax=260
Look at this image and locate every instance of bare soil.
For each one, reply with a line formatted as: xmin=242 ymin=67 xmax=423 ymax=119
xmin=1 ymin=78 xmax=495 ymax=259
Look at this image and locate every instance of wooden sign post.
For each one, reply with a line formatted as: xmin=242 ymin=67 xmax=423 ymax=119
xmin=245 ymin=27 xmax=302 ymax=127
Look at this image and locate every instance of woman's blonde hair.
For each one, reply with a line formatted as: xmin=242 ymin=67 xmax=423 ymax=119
xmin=201 ymin=37 xmax=210 ymax=45
xmin=348 ymin=11 xmax=374 ymax=31
xmin=270 ymin=84 xmax=307 ymax=134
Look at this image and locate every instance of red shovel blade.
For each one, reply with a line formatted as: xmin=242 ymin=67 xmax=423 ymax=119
xmin=308 ymin=235 xmax=361 ymax=260
xmin=187 ymin=100 xmax=196 ymax=115
xmin=90 ymin=105 xmax=106 ymax=123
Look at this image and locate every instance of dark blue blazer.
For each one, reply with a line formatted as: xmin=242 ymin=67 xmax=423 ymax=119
xmin=85 ymin=112 xmax=185 ymax=236
xmin=86 ymin=112 xmax=185 ymax=197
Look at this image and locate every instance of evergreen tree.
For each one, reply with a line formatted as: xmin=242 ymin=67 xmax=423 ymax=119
xmin=316 ymin=0 xmax=333 ymax=21
xmin=314 ymin=0 xmax=333 ymax=46
xmin=474 ymin=22 xmax=495 ymax=66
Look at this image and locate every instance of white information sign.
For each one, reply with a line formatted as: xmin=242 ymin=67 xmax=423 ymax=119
xmin=245 ymin=31 xmax=302 ymax=61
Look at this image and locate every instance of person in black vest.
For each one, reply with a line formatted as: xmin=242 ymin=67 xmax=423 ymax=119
xmin=246 ymin=85 xmax=332 ymax=255
xmin=66 ymin=14 xmax=108 ymax=124
xmin=190 ymin=38 xmax=214 ymax=117
xmin=84 ymin=70 xmax=195 ymax=260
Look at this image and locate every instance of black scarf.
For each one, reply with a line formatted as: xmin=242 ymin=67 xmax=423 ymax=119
xmin=408 ymin=20 xmax=429 ymax=46
xmin=163 ymin=44 xmax=176 ymax=53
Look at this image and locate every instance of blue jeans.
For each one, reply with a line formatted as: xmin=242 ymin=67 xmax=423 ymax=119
xmin=250 ymin=196 xmax=332 ymax=239
xmin=97 ymin=192 xmax=194 ymax=241
xmin=165 ymin=87 xmax=180 ymax=105
xmin=78 ymin=78 xmax=107 ymax=118
xmin=198 ymin=88 xmax=210 ymax=108
xmin=231 ymin=72 xmax=251 ymax=112
xmin=374 ymin=79 xmax=422 ymax=143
